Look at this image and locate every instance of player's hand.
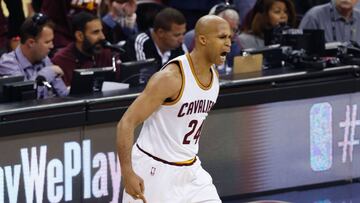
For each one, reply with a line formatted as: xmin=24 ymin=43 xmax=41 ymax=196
xmin=123 ymin=170 xmax=147 ymax=203
xmin=51 ymin=65 xmax=64 ymax=76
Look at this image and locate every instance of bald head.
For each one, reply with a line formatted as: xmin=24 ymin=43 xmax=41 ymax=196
xmin=191 ymin=15 xmax=232 ymax=66
xmin=194 ymin=15 xmax=229 ymax=37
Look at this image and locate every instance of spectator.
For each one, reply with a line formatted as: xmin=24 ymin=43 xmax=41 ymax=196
xmin=52 ymin=11 xmax=114 ymax=86
xmin=299 ymin=0 xmax=360 ymax=43
xmin=0 ymin=13 xmax=68 ymax=98
xmin=102 ymin=0 xmax=138 ymax=43
xmin=184 ymin=3 xmax=242 ymax=74
xmin=122 ymin=7 xmax=187 ymax=68
xmin=41 ymin=0 xmax=102 ymax=49
xmin=239 ymin=0 xmax=296 ymax=49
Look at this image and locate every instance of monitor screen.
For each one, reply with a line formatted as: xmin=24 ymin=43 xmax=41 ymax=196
xmin=70 ymin=67 xmax=115 ymax=95
xmin=119 ymin=58 xmax=159 ymax=87
xmin=0 ymin=75 xmax=25 ymax=102
xmin=282 ymin=29 xmax=325 ymax=56
xmin=3 ymin=81 xmax=36 ymax=102
xmin=264 ymin=28 xmax=325 ymax=57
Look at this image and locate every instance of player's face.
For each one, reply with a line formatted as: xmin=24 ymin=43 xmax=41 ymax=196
xmin=206 ymin=21 xmax=232 ymax=66
xmin=162 ymin=23 xmax=186 ymax=50
xmin=82 ymin=19 xmax=105 ymax=55
xmin=268 ymin=1 xmax=288 ymax=27
xmin=32 ymin=26 xmax=54 ymax=61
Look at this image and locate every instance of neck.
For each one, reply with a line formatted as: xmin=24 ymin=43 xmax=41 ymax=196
xmin=20 ymin=45 xmax=36 ymax=64
xmin=189 ymin=49 xmax=213 ymax=74
xmin=336 ymin=6 xmax=353 ymax=20
xmin=151 ymin=30 xmax=167 ymax=54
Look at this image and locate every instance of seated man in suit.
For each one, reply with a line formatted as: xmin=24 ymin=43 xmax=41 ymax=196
xmin=122 ymin=7 xmax=188 ymax=69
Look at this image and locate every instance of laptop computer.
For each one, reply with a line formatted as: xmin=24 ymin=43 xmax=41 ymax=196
xmin=119 ymin=58 xmax=159 ymax=87
xmin=0 ymin=75 xmax=25 ymax=102
xmin=70 ymin=67 xmax=115 ymax=95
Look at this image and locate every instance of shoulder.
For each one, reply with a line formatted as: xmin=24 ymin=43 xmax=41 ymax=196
xmin=300 ymin=4 xmax=330 ymax=29
xmin=134 ymin=32 xmax=151 ymax=44
xmin=51 ymin=44 xmax=78 ymax=68
xmin=153 ymin=62 xmax=182 ymax=88
xmin=239 ymin=32 xmax=253 ymax=40
xmin=238 ymin=33 xmax=263 ymax=49
xmin=184 ymin=29 xmax=195 ymax=38
xmin=102 ymin=14 xmax=116 ymax=28
xmin=43 ymin=57 xmax=53 ymax=66
xmin=126 ymin=31 xmax=153 ymax=52
xmin=0 ymin=51 xmax=18 ymax=67
xmin=184 ymin=30 xmax=195 ymax=43
xmin=184 ymin=30 xmax=195 ymax=51
xmin=353 ymin=8 xmax=360 ymax=18
xmin=303 ymin=3 xmax=330 ymax=19
xmin=144 ymin=62 xmax=182 ymax=99
xmin=52 ymin=44 xmax=76 ymax=60
xmin=0 ymin=51 xmax=16 ymax=63
xmin=0 ymin=51 xmax=21 ymax=75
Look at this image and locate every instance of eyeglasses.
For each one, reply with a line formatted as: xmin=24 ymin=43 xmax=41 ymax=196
xmin=213 ymin=3 xmax=238 ymax=15
xmin=28 ymin=13 xmax=49 ymax=37
xmin=31 ymin=13 xmax=48 ymax=27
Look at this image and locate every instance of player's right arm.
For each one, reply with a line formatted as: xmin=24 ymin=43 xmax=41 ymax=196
xmin=116 ymin=63 xmax=182 ymax=202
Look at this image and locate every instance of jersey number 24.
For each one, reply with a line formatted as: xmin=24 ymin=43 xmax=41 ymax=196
xmin=183 ymin=120 xmax=204 ymax=145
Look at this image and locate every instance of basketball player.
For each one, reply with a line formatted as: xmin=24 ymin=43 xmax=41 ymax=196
xmin=116 ymin=15 xmax=232 ymax=203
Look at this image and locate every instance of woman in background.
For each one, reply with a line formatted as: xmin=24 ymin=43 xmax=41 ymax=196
xmin=239 ymin=0 xmax=296 ymax=49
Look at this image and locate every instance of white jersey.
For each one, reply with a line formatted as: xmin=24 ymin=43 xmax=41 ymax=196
xmin=136 ymin=53 xmax=219 ymax=162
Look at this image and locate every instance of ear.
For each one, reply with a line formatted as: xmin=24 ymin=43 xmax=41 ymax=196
xmin=198 ymin=35 xmax=206 ymax=45
xmin=26 ymin=38 xmax=36 ymax=48
xmin=155 ymin=28 xmax=166 ymax=37
xmin=75 ymin=31 xmax=84 ymax=42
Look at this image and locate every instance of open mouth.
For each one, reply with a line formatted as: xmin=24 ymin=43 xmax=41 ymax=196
xmin=220 ymin=52 xmax=227 ymax=62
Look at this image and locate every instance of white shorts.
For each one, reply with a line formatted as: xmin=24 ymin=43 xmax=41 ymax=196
xmin=122 ymin=145 xmax=221 ymax=203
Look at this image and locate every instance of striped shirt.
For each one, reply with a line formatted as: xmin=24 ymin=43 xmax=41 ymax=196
xmin=122 ymin=30 xmax=187 ymax=69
